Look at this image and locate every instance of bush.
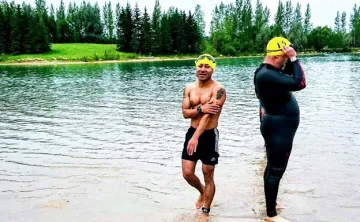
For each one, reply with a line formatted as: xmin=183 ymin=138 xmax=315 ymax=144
xmin=103 ymin=50 xmax=119 ymax=60
xmin=222 ymin=45 xmax=236 ymax=56
xmin=0 ymin=54 xmax=8 ymax=62
xmin=94 ymin=53 xmax=100 ymax=61
xmin=126 ymin=54 xmax=138 ymax=59
xmin=202 ymin=41 xmax=219 ymax=56
xmin=80 ymin=56 xmax=92 ymax=62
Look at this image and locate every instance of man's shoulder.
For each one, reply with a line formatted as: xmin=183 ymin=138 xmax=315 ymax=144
xmin=185 ymin=82 xmax=197 ymax=87
xmin=213 ymin=81 xmax=225 ymax=91
xmin=257 ymin=66 xmax=278 ymax=82
xmin=184 ymin=82 xmax=198 ymax=91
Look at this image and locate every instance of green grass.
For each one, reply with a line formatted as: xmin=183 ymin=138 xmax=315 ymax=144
xmin=2 ymin=43 xmax=139 ymax=63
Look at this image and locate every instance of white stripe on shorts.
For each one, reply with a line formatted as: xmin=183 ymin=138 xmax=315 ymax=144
xmin=214 ymin=128 xmax=219 ymax=153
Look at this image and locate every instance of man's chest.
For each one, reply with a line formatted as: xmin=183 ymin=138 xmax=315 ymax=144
xmin=189 ymin=89 xmax=213 ymax=107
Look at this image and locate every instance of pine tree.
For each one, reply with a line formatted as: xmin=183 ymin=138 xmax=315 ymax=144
xmin=178 ymin=11 xmax=187 ymax=53
xmin=254 ymin=0 xmax=265 ymax=31
xmin=335 ymin=11 xmax=341 ymax=33
xmin=169 ymin=8 xmax=182 ymax=53
xmin=151 ymin=0 xmax=161 ymax=54
xmin=284 ymin=0 xmax=293 ymax=35
xmin=22 ymin=3 xmax=33 ymax=53
xmin=131 ymin=3 xmax=141 ymax=53
xmin=116 ymin=7 xmax=126 ymax=51
xmin=56 ymin=0 xmax=70 ymax=43
xmin=0 ymin=4 xmax=6 ymax=54
xmin=103 ymin=2 xmax=109 ymax=39
xmin=350 ymin=4 xmax=360 ymax=47
xmin=185 ymin=11 xmax=201 ymax=53
xmin=139 ymin=7 xmax=153 ymax=54
xmin=48 ymin=5 xmax=57 ymax=43
xmin=341 ymin=12 xmax=347 ymax=33
xmin=102 ymin=1 xmax=114 ymax=42
xmin=10 ymin=4 xmax=22 ymax=54
xmin=274 ymin=0 xmax=285 ymax=36
xmin=35 ymin=0 xmax=50 ymax=41
xmin=294 ymin=3 xmax=302 ymax=23
xmin=122 ymin=3 xmax=133 ymax=51
xmin=160 ymin=12 xmax=172 ymax=54
xmin=194 ymin=5 xmax=205 ymax=38
xmin=107 ymin=2 xmax=114 ymax=41
xmin=30 ymin=12 xmax=50 ymax=53
xmin=2 ymin=1 xmax=14 ymax=54
xmin=288 ymin=3 xmax=306 ymax=49
xmin=304 ymin=3 xmax=312 ymax=34
xmin=264 ymin=7 xmax=270 ymax=26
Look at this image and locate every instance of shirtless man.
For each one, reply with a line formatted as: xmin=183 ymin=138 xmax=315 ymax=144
xmin=181 ymin=54 xmax=226 ymax=214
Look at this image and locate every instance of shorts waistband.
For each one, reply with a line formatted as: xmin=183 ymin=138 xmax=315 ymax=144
xmin=189 ymin=126 xmax=217 ymax=133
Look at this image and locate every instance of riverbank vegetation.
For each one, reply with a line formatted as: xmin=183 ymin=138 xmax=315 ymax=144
xmin=0 ymin=0 xmax=359 ymax=63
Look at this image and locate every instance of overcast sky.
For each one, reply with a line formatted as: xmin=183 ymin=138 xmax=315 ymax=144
xmin=15 ymin=0 xmax=356 ymax=33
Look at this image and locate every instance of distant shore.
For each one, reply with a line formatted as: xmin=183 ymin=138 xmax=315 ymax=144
xmin=0 ymin=53 xmax=330 ymax=66
xmin=0 ymin=54 xmax=329 ymax=66
xmin=0 ymin=43 xmax=358 ymax=66
xmin=0 ymin=57 xmax=195 ymax=66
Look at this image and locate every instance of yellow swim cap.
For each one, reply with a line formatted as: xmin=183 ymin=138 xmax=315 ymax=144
xmin=195 ymin=54 xmax=216 ymax=69
xmin=266 ymin=37 xmax=291 ymax=56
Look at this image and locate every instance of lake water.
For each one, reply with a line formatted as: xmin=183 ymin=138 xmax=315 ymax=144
xmin=0 ymin=54 xmax=359 ymax=222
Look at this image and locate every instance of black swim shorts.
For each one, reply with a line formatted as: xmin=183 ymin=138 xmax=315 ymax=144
xmin=181 ymin=126 xmax=219 ymax=165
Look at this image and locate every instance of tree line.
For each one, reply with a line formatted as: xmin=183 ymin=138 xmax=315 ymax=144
xmin=0 ymin=0 xmax=359 ymax=56
xmin=0 ymin=0 xmax=202 ymax=55
xmin=208 ymin=0 xmax=360 ymax=55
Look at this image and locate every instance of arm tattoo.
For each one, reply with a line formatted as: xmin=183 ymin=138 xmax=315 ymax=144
xmin=183 ymin=87 xmax=186 ymax=98
xmin=216 ymin=88 xmax=225 ymax=100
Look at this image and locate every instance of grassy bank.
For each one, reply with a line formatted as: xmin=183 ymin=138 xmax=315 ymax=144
xmin=0 ymin=43 xmax=207 ymax=65
xmin=0 ymin=44 xmax=139 ymax=63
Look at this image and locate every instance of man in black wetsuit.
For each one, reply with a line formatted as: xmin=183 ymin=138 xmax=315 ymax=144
xmin=254 ymin=37 xmax=306 ymax=222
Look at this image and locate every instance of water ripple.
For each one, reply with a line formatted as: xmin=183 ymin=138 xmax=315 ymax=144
xmin=0 ymin=54 xmax=359 ymax=221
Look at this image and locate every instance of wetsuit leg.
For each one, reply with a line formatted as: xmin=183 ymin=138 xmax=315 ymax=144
xmin=261 ymin=115 xmax=299 ymax=217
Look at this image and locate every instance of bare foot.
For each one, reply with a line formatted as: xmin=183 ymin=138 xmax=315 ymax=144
xmin=195 ymin=194 xmax=204 ymax=209
xmin=265 ymin=215 xmax=290 ymax=222
xmin=276 ymin=203 xmax=287 ymax=210
xmin=195 ymin=212 xmax=209 ymax=222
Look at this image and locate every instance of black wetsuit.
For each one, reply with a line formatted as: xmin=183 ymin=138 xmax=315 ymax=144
xmin=254 ymin=59 xmax=306 ymax=217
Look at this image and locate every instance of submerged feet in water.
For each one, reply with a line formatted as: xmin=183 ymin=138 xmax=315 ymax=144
xmin=195 ymin=185 xmax=205 ymax=209
xmin=265 ymin=215 xmax=291 ymax=222
xmin=195 ymin=193 xmax=204 ymax=209
xmin=276 ymin=203 xmax=287 ymax=210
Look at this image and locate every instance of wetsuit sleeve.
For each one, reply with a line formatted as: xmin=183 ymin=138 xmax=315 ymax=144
xmin=282 ymin=60 xmax=294 ymax=75
xmin=264 ymin=60 xmax=306 ymax=91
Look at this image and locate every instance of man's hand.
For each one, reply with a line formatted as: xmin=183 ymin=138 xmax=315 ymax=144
xmin=199 ymin=101 xmax=220 ymax=115
xmin=187 ymin=137 xmax=198 ymax=156
xmin=282 ymin=45 xmax=296 ymax=58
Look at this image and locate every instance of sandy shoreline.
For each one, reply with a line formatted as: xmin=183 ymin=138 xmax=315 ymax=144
xmin=1 ymin=52 xmax=356 ymax=66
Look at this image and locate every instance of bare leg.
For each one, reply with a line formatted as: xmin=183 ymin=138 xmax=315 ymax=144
xmin=202 ymin=164 xmax=215 ymax=209
xmin=182 ymin=160 xmax=205 ymax=209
